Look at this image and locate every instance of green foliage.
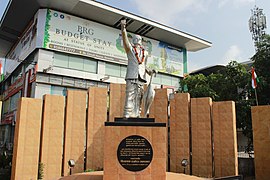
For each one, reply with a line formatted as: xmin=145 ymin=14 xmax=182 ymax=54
xmin=180 ymin=61 xmax=254 ymax=141
xmin=180 ymin=74 xmax=218 ymax=99
xmin=43 ymin=9 xmax=51 ymax=48
xmin=38 ymin=162 xmax=44 ymax=180
xmin=252 ymin=34 xmax=270 ymax=105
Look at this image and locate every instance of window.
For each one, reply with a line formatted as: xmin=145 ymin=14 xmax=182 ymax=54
xmin=172 ymin=76 xmax=180 ymax=87
xmin=105 ymin=63 xmax=121 ymax=77
xmin=3 ymin=99 xmax=10 ymax=114
xmin=12 ymin=67 xmax=23 ymax=83
xmin=51 ymin=86 xmax=66 ymax=96
xmin=54 ymin=53 xmax=68 ymax=67
xmin=153 ymin=73 xmax=161 ymax=84
xmin=153 ymin=73 xmax=180 ymax=87
xmin=84 ymin=58 xmax=97 ymax=73
xmin=10 ymin=92 xmax=21 ymax=111
xmin=53 ymin=52 xmax=97 ymax=73
xmin=69 ymin=56 xmax=83 ymax=70
xmin=120 ymin=66 xmax=127 ymax=78
xmin=161 ymin=73 xmax=172 ymax=85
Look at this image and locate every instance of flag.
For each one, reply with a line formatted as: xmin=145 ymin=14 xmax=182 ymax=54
xmin=0 ymin=62 xmax=3 ymax=82
xmin=251 ymin=67 xmax=259 ymax=89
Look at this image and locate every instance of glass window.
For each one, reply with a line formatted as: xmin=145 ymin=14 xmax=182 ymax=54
xmin=84 ymin=58 xmax=97 ymax=73
xmin=51 ymin=86 xmax=66 ymax=96
xmin=120 ymin=66 xmax=127 ymax=78
xmin=54 ymin=53 xmax=68 ymax=67
xmin=69 ymin=56 xmax=84 ymax=70
xmin=105 ymin=63 xmax=120 ymax=77
xmin=12 ymin=67 xmax=23 ymax=83
xmin=10 ymin=92 xmax=21 ymax=111
xmin=161 ymin=74 xmax=172 ymax=86
xmin=153 ymin=73 xmax=161 ymax=84
xmin=3 ymin=99 xmax=10 ymax=114
xmin=172 ymin=76 xmax=180 ymax=87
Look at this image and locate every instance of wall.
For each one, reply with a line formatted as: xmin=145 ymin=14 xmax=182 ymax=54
xmin=191 ymin=97 xmax=213 ymax=177
xmin=170 ymin=93 xmax=190 ymax=174
xmin=10 ymin=87 xmax=238 ymax=179
xmin=251 ymin=105 xmax=270 ymax=180
xmin=11 ymin=98 xmax=43 ymax=180
xmin=40 ymin=95 xmax=65 ymax=179
xmin=213 ymin=101 xmax=238 ymax=177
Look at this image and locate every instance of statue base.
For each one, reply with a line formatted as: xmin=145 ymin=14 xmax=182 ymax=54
xmin=103 ymin=118 xmax=166 ymax=180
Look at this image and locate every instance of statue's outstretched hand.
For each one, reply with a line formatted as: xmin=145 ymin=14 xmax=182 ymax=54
xmin=121 ymin=19 xmax=126 ymax=30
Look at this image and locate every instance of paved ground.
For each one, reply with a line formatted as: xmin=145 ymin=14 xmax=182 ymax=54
xmin=59 ymin=171 xmax=210 ymax=180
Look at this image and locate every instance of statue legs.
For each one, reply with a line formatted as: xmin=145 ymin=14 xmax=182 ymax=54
xmin=123 ymin=80 xmax=144 ymax=118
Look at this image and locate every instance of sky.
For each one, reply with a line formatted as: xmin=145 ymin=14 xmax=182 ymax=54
xmin=0 ymin=0 xmax=9 ymax=19
xmin=96 ymin=0 xmax=270 ymax=72
xmin=0 ymin=0 xmax=269 ymax=73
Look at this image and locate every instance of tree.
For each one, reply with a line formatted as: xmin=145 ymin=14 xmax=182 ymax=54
xmin=252 ymin=34 xmax=270 ymax=105
xmin=180 ymin=61 xmax=254 ymax=142
xmin=180 ymin=74 xmax=218 ymax=99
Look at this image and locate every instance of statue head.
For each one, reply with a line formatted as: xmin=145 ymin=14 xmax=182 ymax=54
xmin=132 ymin=34 xmax=142 ymax=46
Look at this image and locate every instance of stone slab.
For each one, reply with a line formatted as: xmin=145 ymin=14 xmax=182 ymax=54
xmin=11 ymin=98 xmax=43 ymax=180
xmin=103 ymin=121 xmax=166 ymax=180
xmin=251 ymin=105 xmax=270 ymax=180
xmin=109 ymin=83 xmax=126 ymax=122
xmin=191 ymin=97 xmax=213 ymax=178
xmin=170 ymin=93 xmax=190 ymax=174
xmin=86 ymin=87 xmax=107 ymax=171
xmin=40 ymin=95 xmax=65 ymax=180
xmin=213 ymin=101 xmax=238 ymax=177
xmin=63 ymin=90 xmax=87 ymax=175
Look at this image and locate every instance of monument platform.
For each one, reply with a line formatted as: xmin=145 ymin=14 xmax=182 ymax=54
xmin=104 ymin=118 xmax=166 ymax=180
xmin=59 ymin=171 xmax=209 ymax=180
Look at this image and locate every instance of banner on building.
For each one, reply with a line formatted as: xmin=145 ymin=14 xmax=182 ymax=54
xmin=42 ymin=9 xmax=183 ymax=76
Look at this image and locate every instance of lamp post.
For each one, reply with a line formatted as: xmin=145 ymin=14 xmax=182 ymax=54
xmin=181 ymin=159 xmax=188 ymax=174
xmin=68 ymin=159 xmax=75 ymax=175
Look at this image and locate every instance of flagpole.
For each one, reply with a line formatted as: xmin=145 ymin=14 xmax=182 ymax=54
xmin=254 ymin=88 xmax=259 ymax=106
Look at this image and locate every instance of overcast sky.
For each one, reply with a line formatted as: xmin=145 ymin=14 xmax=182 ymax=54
xmin=96 ymin=0 xmax=270 ymax=72
xmin=0 ymin=0 xmax=269 ymax=73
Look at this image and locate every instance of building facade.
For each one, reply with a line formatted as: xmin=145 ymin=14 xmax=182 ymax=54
xmin=0 ymin=0 xmax=211 ymax=149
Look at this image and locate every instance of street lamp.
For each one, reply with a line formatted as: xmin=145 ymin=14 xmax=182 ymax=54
xmin=68 ymin=159 xmax=75 ymax=175
xmin=181 ymin=159 xmax=188 ymax=174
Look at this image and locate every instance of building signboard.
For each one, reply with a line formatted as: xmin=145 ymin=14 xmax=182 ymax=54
xmin=43 ymin=9 xmax=183 ymax=76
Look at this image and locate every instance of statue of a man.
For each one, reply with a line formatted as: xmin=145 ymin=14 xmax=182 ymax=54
xmin=121 ymin=19 xmax=154 ymax=118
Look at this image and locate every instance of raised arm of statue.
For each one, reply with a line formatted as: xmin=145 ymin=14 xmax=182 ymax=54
xmin=121 ymin=19 xmax=131 ymax=53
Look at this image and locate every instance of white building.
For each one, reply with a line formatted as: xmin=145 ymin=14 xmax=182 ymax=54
xmin=0 ymin=0 xmax=211 ymax=146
